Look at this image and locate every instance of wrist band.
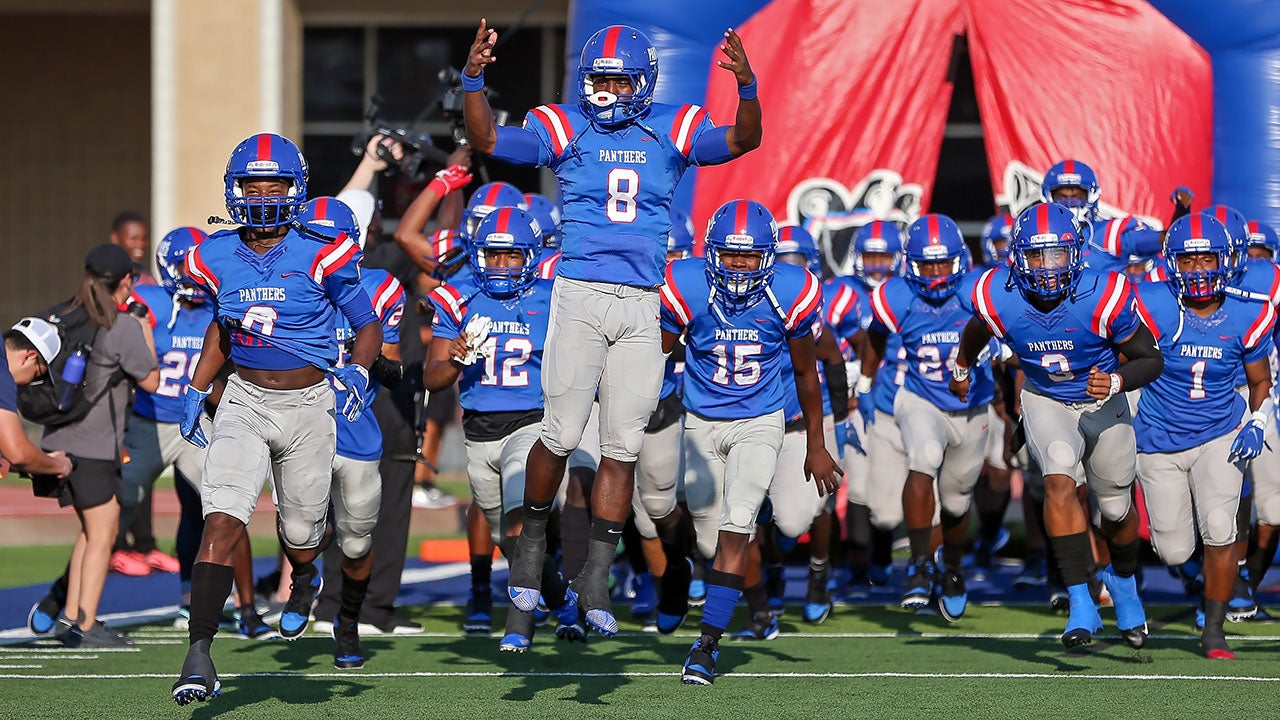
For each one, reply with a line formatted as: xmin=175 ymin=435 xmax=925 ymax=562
xmin=462 ymin=72 xmax=485 ymax=92
xmin=738 ymin=77 xmax=757 ymax=100
xmin=1251 ymin=410 xmax=1269 ymax=427
xmin=951 ymin=364 xmax=971 ymax=383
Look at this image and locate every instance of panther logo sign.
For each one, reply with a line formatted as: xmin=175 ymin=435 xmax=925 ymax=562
xmin=784 ymin=170 xmax=923 ymax=277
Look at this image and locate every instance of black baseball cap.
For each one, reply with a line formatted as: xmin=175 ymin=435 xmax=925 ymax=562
xmin=85 ymin=244 xmax=134 ymax=283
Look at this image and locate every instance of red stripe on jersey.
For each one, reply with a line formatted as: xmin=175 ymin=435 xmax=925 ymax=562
xmin=548 ymin=104 xmax=574 ymax=144
xmin=602 ymin=26 xmax=622 ymax=58
xmin=1091 ymin=272 xmax=1126 ymax=337
xmin=827 ymin=284 xmax=854 ymax=326
xmin=786 ymin=271 xmax=823 ymax=330
xmin=373 ymin=274 xmax=398 ymax=317
xmin=430 ymin=284 xmax=467 ymax=325
xmin=973 ymin=268 xmax=1007 ymax=337
xmin=539 ymin=252 xmax=560 ymax=280
xmin=1104 ymin=216 xmax=1127 ymax=255
xmin=1246 ymin=302 xmax=1278 ymax=348
xmin=528 ymin=107 xmax=566 ymax=156
xmin=185 ymin=246 xmax=219 ymax=294
xmin=311 ymin=236 xmax=358 ymax=283
xmin=1063 ymin=159 xmax=1075 ymax=174
xmin=660 ymin=263 xmax=693 ymax=327
xmin=669 ymin=105 xmax=708 ymax=156
xmin=869 ymin=283 xmax=900 ymax=334
xmin=256 ymin=133 xmax=272 ymax=162
xmin=1134 ymin=295 xmax=1160 ymax=340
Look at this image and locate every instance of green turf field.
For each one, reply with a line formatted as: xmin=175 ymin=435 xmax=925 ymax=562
xmin=2 ymin=603 xmax=1277 ymax=719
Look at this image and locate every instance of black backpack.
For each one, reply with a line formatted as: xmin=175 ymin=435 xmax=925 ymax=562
xmin=18 ymin=303 xmax=122 ymax=428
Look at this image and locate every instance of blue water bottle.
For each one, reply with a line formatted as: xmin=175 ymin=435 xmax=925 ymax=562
xmin=56 ymin=344 xmax=88 ymax=411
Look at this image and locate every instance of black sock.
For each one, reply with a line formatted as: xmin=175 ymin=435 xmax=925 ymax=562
xmin=743 ymin=582 xmax=769 ymax=616
xmin=1048 ymin=533 xmax=1093 ymax=587
xmin=1237 ymin=496 xmax=1253 ymax=545
xmin=338 ymin=569 xmax=371 ymax=623
xmin=975 ymin=479 xmax=1011 ymax=545
xmin=189 ymin=562 xmax=234 ymax=645
xmin=1247 ymin=534 xmax=1277 ymax=591
xmin=1107 ymin=539 xmax=1140 ymax=578
xmin=908 ymin=526 xmax=932 ymax=563
xmin=658 ymin=511 xmax=690 ymax=569
xmin=471 ymin=554 xmax=492 ymax=590
xmin=622 ymin=518 xmax=647 ymax=573
xmin=577 ymin=519 xmax=625 ymax=586
xmin=871 ymin=528 xmax=894 ymax=568
xmin=559 ymin=504 xmax=591 ymax=579
xmin=513 ymin=501 xmax=554 ymax=584
xmin=940 ymin=512 xmax=967 ymax=570
xmin=541 ymin=553 xmax=569 ymax=609
xmin=846 ymin=503 xmax=872 ymax=557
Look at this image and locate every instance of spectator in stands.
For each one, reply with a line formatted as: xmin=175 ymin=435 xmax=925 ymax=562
xmin=111 ymin=211 xmax=158 ymax=286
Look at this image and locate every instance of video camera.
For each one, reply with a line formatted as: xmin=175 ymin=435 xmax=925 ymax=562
xmin=351 ymin=68 xmax=510 ymax=182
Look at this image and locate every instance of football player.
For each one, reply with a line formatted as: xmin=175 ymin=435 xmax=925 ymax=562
xmin=952 ymin=202 xmax=1163 ymax=649
xmin=661 ymin=200 xmax=841 ymax=684
xmin=172 ymin=134 xmax=383 ymax=705
xmin=424 ymin=207 xmax=581 ymax=651
xmin=297 ymin=197 xmax=406 ymax=669
xmin=464 ymin=20 xmax=761 ymax=636
xmin=1041 ymin=159 xmax=1161 ymax=273
xmin=980 ymin=213 xmax=1012 ymax=269
xmin=1133 ymin=213 xmax=1275 ymax=659
xmin=864 ymin=215 xmax=991 ymax=619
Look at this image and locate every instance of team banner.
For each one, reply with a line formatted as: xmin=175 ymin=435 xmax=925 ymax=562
xmin=963 ymin=0 xmax=1213 ymax=224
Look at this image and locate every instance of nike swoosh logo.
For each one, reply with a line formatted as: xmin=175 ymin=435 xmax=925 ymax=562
xmin=281 ymin=272 xmax=303 ymax=279
xmin=1220 ymin=336 xmax=1235 ymax=341
xmin=526 ymin=310 xmax=541 ymax=315
xmin=607 ymin=528 xmax=622 ymax=535
xmin=640 ymin=137 xmax=654 ymax=142
xmin=755 ymin=318 xmax=769 ymax=323
xmin=1064 ymin=328 xmax=1078 ymax=333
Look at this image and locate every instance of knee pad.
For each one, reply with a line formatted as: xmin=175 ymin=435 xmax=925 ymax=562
xmin=773 ymin=506 xmax=815 ymax=541
xmin=338 ymin=532 xmax=373 ymax=560
xmin=278 ymin=514 xmax=326 ymax=550
xmin=1045 ymin=440 xmax=1078 ymax=472
xmin=1094 ymin=489 xmax=1132 ymax=525
xmin=1203 ymin=507 xmax=1239 ymax=549
xmin=544 ymin=425 xmax=585 ymax=459
xmin=640 ymin=487 xmax=677 ymax=522
xmin=940 ymin=491 xmax=973 ymax=520
xmin=1152 ymin=536 xmax=1195 ymax=567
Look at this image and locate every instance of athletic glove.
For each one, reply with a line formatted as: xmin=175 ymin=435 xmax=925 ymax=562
xmin=855 ymin=390 xmax=875 ymax=431
xmin=1229 ymin=414 xmax=1267 ymax=464
xmin=334 ymin=364 xmax=371 ymax=422
xmin=180 ymin=385 xmax=211 ymax=448
xmin=836 ymin=419 xmax=866 ymax=458
xmin=427 ymin=164 xmax=474 ymax=198
xmin=459 ymin=315 xmax=494 ymax=366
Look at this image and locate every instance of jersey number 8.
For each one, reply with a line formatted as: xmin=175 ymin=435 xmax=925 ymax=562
xmin=606 ymin=168 xmax=639 ymax=223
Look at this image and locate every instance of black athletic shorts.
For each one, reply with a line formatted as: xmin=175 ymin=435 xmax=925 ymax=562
xmin=59 ymin=457 xmax=121 ymax=511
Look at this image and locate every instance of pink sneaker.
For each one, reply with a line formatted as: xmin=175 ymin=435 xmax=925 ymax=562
xmin=109 ymin=550 xmax=152 ymax=576
xmin=143 ymin=549 xmax=181 ymax=574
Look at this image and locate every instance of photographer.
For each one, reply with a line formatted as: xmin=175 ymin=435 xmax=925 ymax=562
xmin=0 ymin=318 xmax=74 ymax=479
xmin=41 ymin=244 xmax=160 ymax=647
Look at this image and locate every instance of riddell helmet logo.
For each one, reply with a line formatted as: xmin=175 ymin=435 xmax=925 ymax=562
xmin=593 ymin=57 xmax=624 ymax=71
xmin=784 ymin=170 xmax=922 ymax=277
xmin=725 ymin=233 xmax=755 ymax=248
xmin=484 ymin=232 xmax=515 ymax=246
xmin=246 ymin=160 xmax=280 ymax=174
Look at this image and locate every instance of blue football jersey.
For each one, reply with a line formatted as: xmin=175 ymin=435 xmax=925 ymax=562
xmin=184 ymin=228 xmax=375 ymax=371
xmin=870 ymin=275 xmax=994 ymax=411
xmin=431 ymin=278 xmax=553 ymax=413
xmin=1134 ymin=282 xmax=1276 ymax=453
xmin=1084 ymin=216 xmax=1161 ymax=273
xmin=972 ymin=265 xmax=1141 ymax=404
xmin=661 ymin=259 xmax=823 ymax=420
xmin=491 ymin=102 xmax=728 ymax=288
xmin=333 ymin=269 xmax=405 ymax=461
xmin=1228 ymin=258 xmax=1280 ymax=306
xmin=873 ymin=334 xmax=908 ymax=415
xmin=130 ymin=285 xmax=214 ymax=423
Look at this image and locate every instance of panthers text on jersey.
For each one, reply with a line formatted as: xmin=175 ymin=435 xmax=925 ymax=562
xmin=491 ymin=101 xmax=733 ymax=288
xmin=1134 ymin=282 xmax=1276 ymax=454
xmin=334 ymin=268 xmax=405 ymax=461
xmin=430 ymin=277 xmax=554 ymax=415
xmin=130 ymin=284 xmax=214 ymax=424
xmin=184 ymin=228 xmax=375 ymax=371
xmin=972 ymin=265 xmax=1139 ymax=404
xmin=871 ymin=275 xmax=995 ymax=411
xmin=661 ymin=259 xmax=822 ymax=420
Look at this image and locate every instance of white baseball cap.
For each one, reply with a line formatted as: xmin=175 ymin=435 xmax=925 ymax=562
xmin=11 ymin=317 xmax=61 ymax=364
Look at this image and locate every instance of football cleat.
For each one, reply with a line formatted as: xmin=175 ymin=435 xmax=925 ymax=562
xmin=172 ymin=639 xmax=221 ymax=706
xmin=733 ymin=612 xmax=780 ymax=641
xmin=1061 ymin=585 xmax=1103 ymax=649
xmin=681 ymin=635 xmax=719 ymax=685
xmin=1013 ymin=552 xmax=1048 ymax=590
xmin=464 ymin=584 xmax=494 ymax=634
xmin=238 ymin=610 xmax=279 ymax=641
xmin=802 ymin=565 xmax=833 ymax=624
xmin=27 ymin=593 xmax=61 ymax=635
xmin=657 ymin=558 xmax=692 ymax=634
xmin=938 ymin=568 xmax=968 ymax=623
xmin=845 ymin=570 xmax=872 ymax=600
xmin=868 ymin=563 xmax=893 ymax=587
xmin=1227 ymin=568 xmax=1258 ymax=622
xmin=500 ymin=608 xmax=536 ymax=653
xmin=630 ymin=571 xmax=657 ymax=618
xmin=332 ymin=616 xmax=366 ymax=669
xmin=553 ymin=587 xmax=587 ymax=643
xmin=688 ymin=578 xmax=707 ymax=607
xmin=279 ymin=564 xmax=322 ymax=640
xmin=969 ymin=527 xmax=1010 ymax=582
xmin=901 ymin=559 xmax=934 ymax=611
xmin=569 ymin=575 xmax=618 ymax=637
xmin=1099 ymin=566 xmax=1148 ymax=649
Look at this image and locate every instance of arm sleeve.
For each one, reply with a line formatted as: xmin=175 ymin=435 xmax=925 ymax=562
xmin=689 ymin=125 xmax=734 ymax=166
xmin=489 ymin=123 xmax=552 ymax=167
xmin=1115 ymin=322 xmax=1164 ymax=391
xmin=1120 ymin=225 xmax=1162 ymax=258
